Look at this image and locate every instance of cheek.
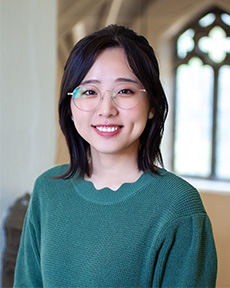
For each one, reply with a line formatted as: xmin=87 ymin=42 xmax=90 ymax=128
xmin=133 ymin=103 xmax=150 ymax=123
xmin=71 ymin=108 xmax=83 ymax=132
xmin=72 ymin=119 xmax=90 ymax=145
xmin=128 ymin=110 xmax=149 ymax=136
xmin=73 ymin=118 xmax=81 ymax=131
xmin=71 ymin=111 xmax=92 ymax=142
xmin=137 ymin=109 xmax=150 ymax=133
xmin=73 ymin=116 xmax=86 ymax=134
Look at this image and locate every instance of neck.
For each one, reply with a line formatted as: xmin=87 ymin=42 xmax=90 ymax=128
xmin=85 ymin=149 xmax=142 ymax=191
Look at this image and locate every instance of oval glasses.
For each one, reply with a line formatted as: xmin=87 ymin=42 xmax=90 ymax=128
xmin=68 ymin=83 xmax=146 ymax=111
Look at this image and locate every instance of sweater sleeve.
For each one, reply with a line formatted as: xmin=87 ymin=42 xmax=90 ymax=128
xmin=13 ymin=196 xmax=43 ymax=287
xmin=153 ymin=213 xmax=217 ymax=288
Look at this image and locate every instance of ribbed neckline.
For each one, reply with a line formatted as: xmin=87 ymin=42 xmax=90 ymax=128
xmin=71 ymin=169 xmax=167 ymax=205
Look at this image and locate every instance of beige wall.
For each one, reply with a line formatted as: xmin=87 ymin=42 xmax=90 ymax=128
xmin=200 ymin=192 xmax=230 ymax=287
xmin=0 ymin=0 xmax=57 ymax=282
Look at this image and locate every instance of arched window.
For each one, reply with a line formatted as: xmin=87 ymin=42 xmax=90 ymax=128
xmin=173 ymin=7 xmax=230 ymax=181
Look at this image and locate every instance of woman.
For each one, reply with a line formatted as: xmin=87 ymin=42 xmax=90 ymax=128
xmin=14 ymin=25 xmax=217 ymax=287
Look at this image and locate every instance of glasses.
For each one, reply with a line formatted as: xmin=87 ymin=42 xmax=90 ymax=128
xmin=68 ymin=83 xmax=146 ymax=111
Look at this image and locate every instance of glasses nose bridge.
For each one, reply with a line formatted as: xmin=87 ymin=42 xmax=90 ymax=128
xmin=96 ymin=88 xmax=118 ymax=113
xmin=100 ymin=88 xmax=115 ymax=100
xmin=99 ymin=89 xmax=117 ymax=108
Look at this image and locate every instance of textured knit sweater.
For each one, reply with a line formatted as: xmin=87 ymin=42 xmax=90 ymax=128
xmin=14 ymin=165 xmax=217 ymax=288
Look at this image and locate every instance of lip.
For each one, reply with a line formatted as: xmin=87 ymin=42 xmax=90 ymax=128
xmin=92 ymin=125 xmax=123 ymax=137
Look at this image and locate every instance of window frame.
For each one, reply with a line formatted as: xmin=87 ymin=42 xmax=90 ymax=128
xmin=172 ymin=6 xmax=230 ymax=182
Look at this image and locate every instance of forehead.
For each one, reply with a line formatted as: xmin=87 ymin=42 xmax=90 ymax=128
xmin=82 ymin=47 xmax=139 ymax=85
xmin=95 ymin=47 xmax=127 ymax=61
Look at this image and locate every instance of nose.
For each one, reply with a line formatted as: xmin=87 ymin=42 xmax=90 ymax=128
xmin=97 ymin=91 xmax=118 ymax=117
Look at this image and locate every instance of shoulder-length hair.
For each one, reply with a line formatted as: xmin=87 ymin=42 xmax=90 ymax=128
xmin=57 ymin=24 xmax=168 ymax=179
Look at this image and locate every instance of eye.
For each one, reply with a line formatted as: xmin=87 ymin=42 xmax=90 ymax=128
xmin=84 ymin=90 xmax=96 ymax=95
xmin=81 ymin=87 xmax=98 ymax=98
xmin=117 ymin=88 xmax=134 ymax=96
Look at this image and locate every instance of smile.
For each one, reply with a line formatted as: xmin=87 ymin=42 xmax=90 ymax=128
xmin=92 ymin=125 xmax=123 ymax=136
xmin=95 ymin=126 xmax=120 ymax=132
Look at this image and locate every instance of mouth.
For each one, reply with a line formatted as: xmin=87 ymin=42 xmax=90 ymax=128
xmin=94 ymin=126 xmax=121 ymax=132
xmin=92 ymin=125 xmax=123 ymax=134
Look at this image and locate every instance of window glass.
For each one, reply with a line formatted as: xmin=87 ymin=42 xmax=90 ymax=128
xmin=199 ymin=13 xmax=215 ymax=27
xmin=175 ymin=58 xmax=213 ymax=177
xmin=177 ymin=29 xmax=195 ymax=58
xmin=221 ymin=13 xmax=230 ymax=26
xmin=198 ymin=26 xmax=230 ymax=63
xmin=216 ymin=65 xmax=230 ymax=179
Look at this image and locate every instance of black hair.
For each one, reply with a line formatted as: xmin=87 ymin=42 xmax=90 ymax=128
xmin=57 ymin=24 xmax=168 ymax=179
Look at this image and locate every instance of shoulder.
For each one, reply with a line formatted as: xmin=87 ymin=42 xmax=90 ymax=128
xmin=34 ymin=164 xmax=71 ymax=186
xmin=37 ymin=164 xmax=70 ymax=180
xmin=28 ymin=165 xmax=78 ymax=213
xmin=147 ymin=169 xmax=206 ymax=218
xmin=31 ymin=164 xmax=74 ymax=198
xmin=148 ymin=168 xmax=198 ymax=196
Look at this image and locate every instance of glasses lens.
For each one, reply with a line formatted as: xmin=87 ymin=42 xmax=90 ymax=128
xmin=72 ymin=85 xmax=101 ymax=111
xmin=112 ymin=83 xmax=142 ymax=109
xmin=71 ymin=83 xmax=145 ymax=111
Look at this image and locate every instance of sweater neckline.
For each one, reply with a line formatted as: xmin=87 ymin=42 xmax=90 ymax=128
xmin=71 ymin=169 xmax=166 ymax=205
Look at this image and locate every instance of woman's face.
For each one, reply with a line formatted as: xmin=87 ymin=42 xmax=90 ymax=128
xmin=70 ymin=47 xmax=152 ymax=159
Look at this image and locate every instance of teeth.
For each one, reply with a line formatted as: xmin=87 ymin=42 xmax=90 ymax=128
xmin=96 ymin=126 xmax=119 ymax=132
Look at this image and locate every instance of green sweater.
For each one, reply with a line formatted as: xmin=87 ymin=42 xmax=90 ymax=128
xmin=14 ymin=165 xmax=217 ymax=288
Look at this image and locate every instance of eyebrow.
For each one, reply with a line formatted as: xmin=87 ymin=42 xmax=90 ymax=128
xmin=80 ymin=78 xmax=138 ymax=86
xmin=80 ymin=79 xmax=100 ymax=85
xmin=115 ymin=78 xmax=138 ymax=84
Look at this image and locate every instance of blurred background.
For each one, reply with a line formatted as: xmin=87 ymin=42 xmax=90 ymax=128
xmin=0 ymin=0 xmax=230 ymax=287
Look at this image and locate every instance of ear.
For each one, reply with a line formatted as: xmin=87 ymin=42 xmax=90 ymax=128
xmin=148 ymin=108 xmax=155 ymax=119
